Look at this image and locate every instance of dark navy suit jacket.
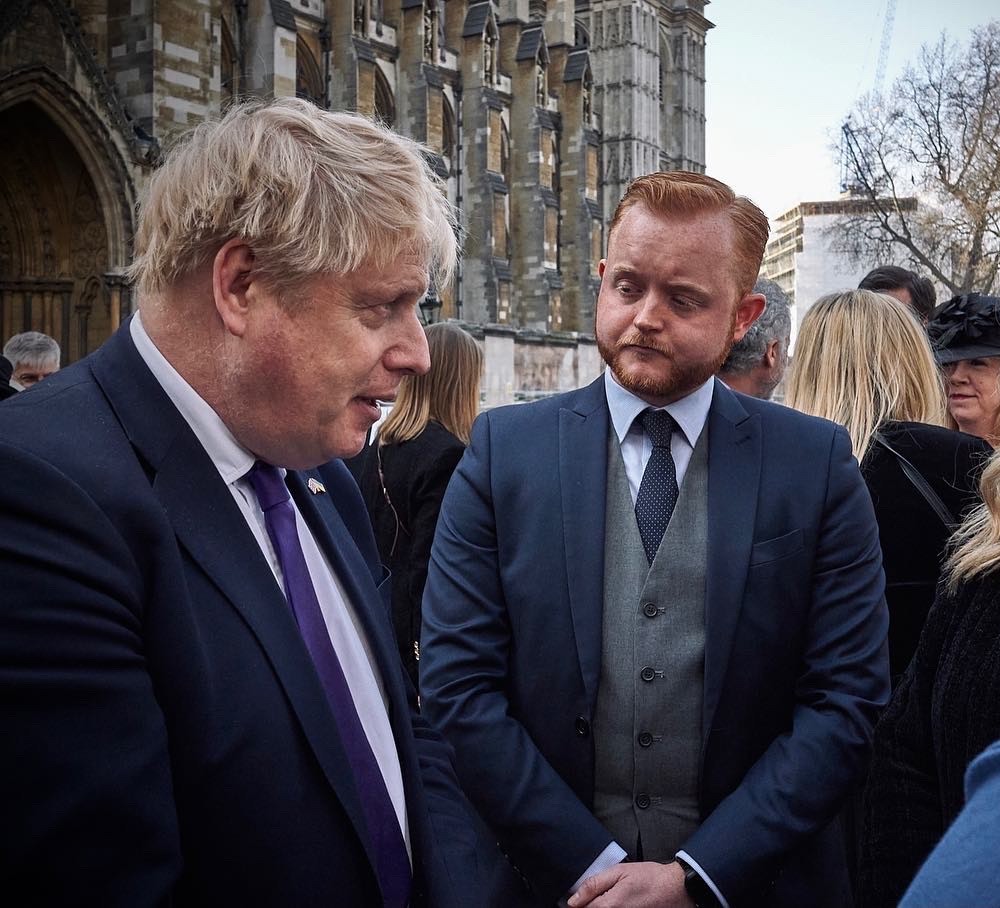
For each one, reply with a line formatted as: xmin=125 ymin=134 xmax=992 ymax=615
xmin=0 ymin=323 xmax=479 ymax=906
xmin=420 ymin=376 xmax=890 ymax=907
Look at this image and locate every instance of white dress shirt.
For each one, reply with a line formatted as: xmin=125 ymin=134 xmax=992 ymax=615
xmin=130 ymin=313 xmax=410 ymax=859
xmin=569 ymin=370 xmax=727 ymax=907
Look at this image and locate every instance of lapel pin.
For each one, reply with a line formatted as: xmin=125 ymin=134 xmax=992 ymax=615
xmin=307 ymin=477 xmax=326 ymax=495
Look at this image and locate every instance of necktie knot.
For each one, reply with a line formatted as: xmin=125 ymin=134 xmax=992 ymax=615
xmin=640 ymin=408 xmax=677 ymax=449
xmin=247 ymin=461 xmax=290 ymax=512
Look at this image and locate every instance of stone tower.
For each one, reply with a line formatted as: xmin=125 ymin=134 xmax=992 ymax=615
xmin=578 ymin=0 xmax=712 ymax=222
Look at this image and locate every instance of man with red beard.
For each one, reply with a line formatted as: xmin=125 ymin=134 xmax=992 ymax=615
xmin=420 ymin=172 xmax=889 ymax=908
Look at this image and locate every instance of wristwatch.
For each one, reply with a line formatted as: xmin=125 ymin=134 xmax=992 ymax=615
xmin=674 ymin=857 xmax=722 ymax=908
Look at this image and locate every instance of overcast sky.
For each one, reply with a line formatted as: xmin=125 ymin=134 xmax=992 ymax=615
xmin=704 ymin=0 xmax=997 ymax=220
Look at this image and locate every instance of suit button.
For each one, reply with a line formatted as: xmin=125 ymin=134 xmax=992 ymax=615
xmin=638 ymin=732 xmax=653 ymax=747
xmin=575 ymin=716 xmax=590 ymax=737
xmin=640 ymin=666 xmax=656 ymax=682
xmin=635 ymin=793 xmax=651 ymax=809
xmin=643 ymin=602 xmax=658 ymax=618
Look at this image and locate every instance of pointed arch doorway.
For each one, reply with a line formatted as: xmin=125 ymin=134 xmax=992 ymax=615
xmin=0 ymin=86 xmax=134 ymax=365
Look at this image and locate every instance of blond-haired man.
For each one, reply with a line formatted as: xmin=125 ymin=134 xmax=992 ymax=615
xmin=0 ymin=99 xmax=480 ymax=907
xmin=421 ymin=172 xmax=889 ymax=908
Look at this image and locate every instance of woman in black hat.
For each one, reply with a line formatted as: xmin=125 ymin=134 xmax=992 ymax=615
xmin=928 ymin=293 xmax=1000 ymax=447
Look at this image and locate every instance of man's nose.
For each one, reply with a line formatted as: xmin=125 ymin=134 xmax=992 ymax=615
xmin=395 ymin=309 xmax=431 ymax=375
xmin=632 ymin=293 xmax=664 ymax=331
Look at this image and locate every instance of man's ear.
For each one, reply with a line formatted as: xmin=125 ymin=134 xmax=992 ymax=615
xmin=764 ymin=338 xmax=780 ymax=368
xmin=598 ymin=259 xmax=607 ymax=279
xmin=213 ymin=239 xmax=256 ymax=337
xmin=733 ymin=292 xmax=766 ymax=342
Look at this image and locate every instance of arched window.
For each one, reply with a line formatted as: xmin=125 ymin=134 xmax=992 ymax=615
xmin=296 ymin=38 xmax=324 ymax=106
xmin=500 ymin=120 xmax=511 ymax=186
xmin=550 ymin=132 xmax=560 ymax=196
xmin=221 ymin=16 xmax=239 ymax=106
xmin=441 ymin=95 xmax=458 ymax=208
xmin=373 ymin=67 xmax=395 ymax=127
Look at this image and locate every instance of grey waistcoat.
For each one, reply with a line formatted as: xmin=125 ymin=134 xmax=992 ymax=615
xmin=592 ymin=423 xmax=708 ymax=861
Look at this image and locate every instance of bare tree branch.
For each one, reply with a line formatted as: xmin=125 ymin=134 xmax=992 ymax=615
xmin=833 ymin=20 xmax=1000 ymax=296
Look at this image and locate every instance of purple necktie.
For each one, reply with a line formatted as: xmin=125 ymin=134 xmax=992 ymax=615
xmin=248 ymin=461 xmax=411 ymax=908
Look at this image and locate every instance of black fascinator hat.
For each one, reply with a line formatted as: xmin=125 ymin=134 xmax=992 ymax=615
xmin=926 ymin=293 xmax=1000 ymax=365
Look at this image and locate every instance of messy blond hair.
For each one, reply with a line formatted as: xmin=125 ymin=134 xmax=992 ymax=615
xmin=786 ymin=289 xmax=946 ymax=463
xmin=946 ymin=450 xmax=1000 ymax=588
xmin=380 ymin=323 xmax=483 ymax=446
xmin=128 ymin=98 xmax=457 ymax=300
xmin=609 ymin=172 xmax=770 ymax=297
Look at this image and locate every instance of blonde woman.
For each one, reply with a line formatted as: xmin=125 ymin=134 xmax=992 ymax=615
xmin=350 ymin=322 xmax=483 ymax=684
xmin=787 ymin=289 xmax=991 ymax=681
xmin=860 ymin=446 xmax=1000 ymax=906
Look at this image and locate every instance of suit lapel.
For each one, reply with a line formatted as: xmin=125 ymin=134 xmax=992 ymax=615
xmin=703 ymin=381 xmax=761 ymax=738
xmin=560 ymin=377 xmax=611 ymax=707
xmin=89 ymin=323 xmax=380 ymax=876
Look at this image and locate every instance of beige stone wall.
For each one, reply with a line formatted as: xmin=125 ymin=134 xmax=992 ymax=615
xmin=1 ymin=0 xmax=707 ymax=394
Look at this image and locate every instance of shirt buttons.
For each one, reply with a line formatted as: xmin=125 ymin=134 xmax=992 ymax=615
xmin=640 ymin=666 xmax=656 ymax=682
xmin=642 ymin=602 xmax=659 ymax=618
xmin=637 ymin=732 xmax=654 ymax=747
xmin=635 ymin=793 xmax=651 ymax=809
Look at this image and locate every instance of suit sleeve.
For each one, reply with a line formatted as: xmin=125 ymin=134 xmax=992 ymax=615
xmin=420 ymin=414 xmax=616 ymax=903
xmin=681 ymin=426 xmax=890 ymax=902
xmin=0 ymin=442 xmax=181 ymax=905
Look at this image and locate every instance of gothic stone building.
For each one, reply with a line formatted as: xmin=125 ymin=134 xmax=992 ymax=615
xmin=0 ymin=0 xmax=710 ymax=372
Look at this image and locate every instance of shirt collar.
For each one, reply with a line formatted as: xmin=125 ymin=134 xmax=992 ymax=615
xmin=130 ymin=312 xmax=257 ymax=484
xmin=604 ymin=368 xmax=714 ymax=448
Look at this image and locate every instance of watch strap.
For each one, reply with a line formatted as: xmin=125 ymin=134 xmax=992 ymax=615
xmin=674 ymin=857 xmax=722 ymax=908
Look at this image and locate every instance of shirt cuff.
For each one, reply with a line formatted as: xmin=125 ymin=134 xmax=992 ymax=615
xmin=567 ymin=841 xmax=629 ymax=895
xmin=676 ymin=850 xmax=730 ymax=908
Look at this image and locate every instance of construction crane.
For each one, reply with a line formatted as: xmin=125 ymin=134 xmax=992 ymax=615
xmin=841 ymin=0 xmax=898 ymax=192
xmin=873 ymin=0 xmax=898 ymax=97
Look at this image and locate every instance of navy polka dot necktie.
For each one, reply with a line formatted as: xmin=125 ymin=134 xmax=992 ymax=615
xmin=634 ymin=409 xmax=679 ymax=564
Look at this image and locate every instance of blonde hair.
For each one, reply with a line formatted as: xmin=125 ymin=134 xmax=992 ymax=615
xmin=609 ymin=171 xmax=770 ymax=297
xmin=128 ymin=98 xmax=457 ymax=300
xmin=379 ymin=323 xmax=483 ymax=446
xmin=786 ymin=289 xmax=946 ymax=462
xmin=946 ymin=451 xmax=1000 ymax=587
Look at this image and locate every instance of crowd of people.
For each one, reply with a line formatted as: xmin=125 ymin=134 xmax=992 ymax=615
xmin=2 ymin=96 xmax=999 ymax=908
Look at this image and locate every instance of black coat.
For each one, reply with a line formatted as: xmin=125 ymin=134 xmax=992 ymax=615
xmin=350 ymin=421 xmax=465 ymax=686
xmin=860 ymin=421 xmax=990 ymax=681
xmin=859 ymin=572 xmax=1000 ymax=907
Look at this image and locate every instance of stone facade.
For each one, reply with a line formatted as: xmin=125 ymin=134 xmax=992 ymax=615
xmin=1 ymin=0 xmax=711 ymax=397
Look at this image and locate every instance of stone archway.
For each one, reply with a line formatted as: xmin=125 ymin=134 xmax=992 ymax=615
xmin=0 ymin=75 xmax=135 ymax=365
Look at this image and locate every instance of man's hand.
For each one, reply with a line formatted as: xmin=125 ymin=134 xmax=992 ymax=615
xmin=567 ymin=860 xmax=694 ymax=908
